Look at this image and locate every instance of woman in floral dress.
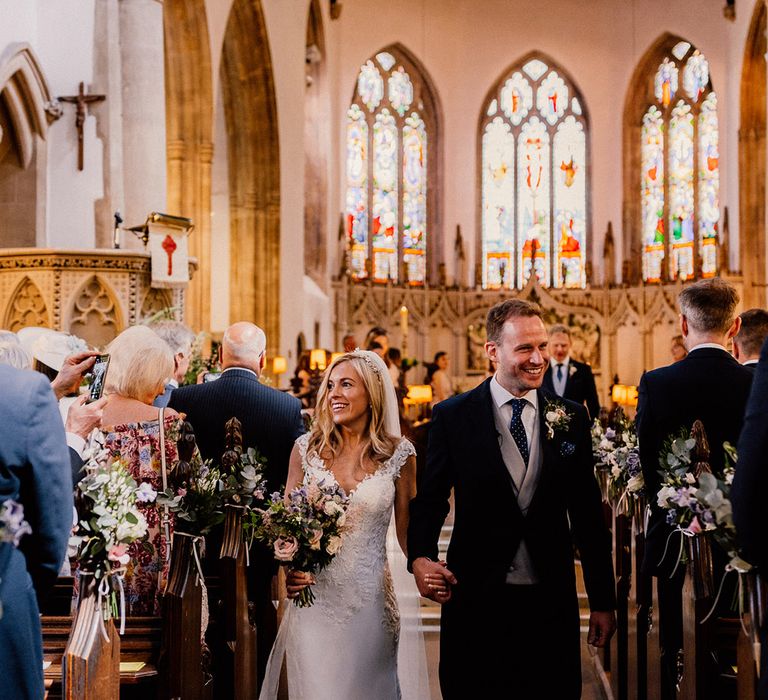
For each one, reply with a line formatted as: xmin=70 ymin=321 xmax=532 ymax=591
xmin=89 ymin=325 xmax=195 ymax=615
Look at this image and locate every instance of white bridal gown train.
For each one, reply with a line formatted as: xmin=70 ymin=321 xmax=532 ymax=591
xmin=259 ymin=433 xmax=429 ymax=700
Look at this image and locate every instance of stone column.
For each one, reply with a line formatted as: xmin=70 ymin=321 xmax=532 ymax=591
xmin=119 ymin=0 xmax=166 ymax=247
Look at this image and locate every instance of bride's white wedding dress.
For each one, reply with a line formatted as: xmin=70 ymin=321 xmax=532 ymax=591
xmin=259 ymin=432 xmax=425 ymax=700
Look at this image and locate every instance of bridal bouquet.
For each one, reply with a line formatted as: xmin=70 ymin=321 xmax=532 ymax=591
xmin=591 ymin=413 xmax=644 ymax=510
xmin=245 ymin=477 xmax=351 ymax=607
xmin=656 ymin=433 xmax=751 ymax=572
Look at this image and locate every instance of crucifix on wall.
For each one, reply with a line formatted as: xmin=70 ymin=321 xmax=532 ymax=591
xmin=58 ymin=82 xmax=106 ymax=171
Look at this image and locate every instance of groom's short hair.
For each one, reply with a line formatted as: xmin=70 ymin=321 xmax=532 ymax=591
xmin=486 ymin=299 xmax=543 ymax=343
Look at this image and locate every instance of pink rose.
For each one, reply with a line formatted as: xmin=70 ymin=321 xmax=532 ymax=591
xmin=274 ymin=536 xmax=299 ymax=562
xmin=177 ymin=488 xmax=187 ymax=497
xmin=308 ymin=528 xmax=323 ymax=550
xmin=108 ymin=544 xmax=130 ymax=565
xmin=687 ymin=516 xmax=703 ymax=535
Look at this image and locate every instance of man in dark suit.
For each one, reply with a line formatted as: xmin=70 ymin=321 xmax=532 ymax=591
xmin=732 ymin=336 xmax=768 ymax=700
xmin=637 ymin=277 xmax=753 ymax=698
xmin=542 ymin=323 xmax=601 ymax=420
xmin=732 ymin=307 xmax=768 ymax=370
xmin=408 ymin=299 xmax=615 ymax=699
xmin=0 ymin=364 xmax=73 ymax=700
xmin=168 ymin=321 xmax=304 ymax=687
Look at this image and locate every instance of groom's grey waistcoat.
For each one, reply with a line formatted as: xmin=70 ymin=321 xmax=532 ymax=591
xmin=491 ymin=395 xmax=542 ymax=584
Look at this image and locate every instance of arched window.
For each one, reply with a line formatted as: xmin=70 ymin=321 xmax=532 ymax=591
xmin=640 ymin=41 xmax=718 ymax=282
xmin=480 ymin=55 xmax=588 ymax=290
xmin=345 ymin=48 xmax=437 ymax=286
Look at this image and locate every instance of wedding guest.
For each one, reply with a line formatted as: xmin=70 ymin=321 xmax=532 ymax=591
xmin=0 ymin=340 xmax=31 ymax=369
xmin=169 ymin=321 xmax=304 ymax=691
xmin=291 ymin=351 xmax=313 ymax=407
xmin=93 ymin=325 xmax=191 ymax=615
xmin=542 ymin=323 xmax=600 ymax=420
xmin=0 ymin=329 xmax=19 ymax=344
xmin=260 ymin=350 xmax=425 ymax=700
xmin=409 ymin=299 xmax=616 ymax=699
xmin=150 ymin=319 xmax=196 ymax=406
xmin=342 ymin=333 xmax=357 ymax=353
xmin=732 ymin=308 xmax=768 ymax=369
xmin=733 ymin=336 xmax=768 ymax=700
xmin=365 ymin=326 xmax=400 ymax=386
xmin=670 ymin=334 xmax=687 ymax=362
xmin=429 ymin=351 xmax=452 ymax=405
xmin=637 ymin=277 xmax=753 ymax=698
xmin=0 ymin=364 xmax=72 ymax=699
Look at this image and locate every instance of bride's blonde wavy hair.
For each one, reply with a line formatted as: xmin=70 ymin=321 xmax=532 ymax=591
xmin=306 ymin=351 xmax=399 ymax=469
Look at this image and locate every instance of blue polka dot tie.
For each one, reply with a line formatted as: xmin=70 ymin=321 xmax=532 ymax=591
xmin=509 ymin=398 xmax=529 ymax=468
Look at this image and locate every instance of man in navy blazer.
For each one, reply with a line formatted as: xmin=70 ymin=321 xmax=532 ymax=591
xmin=168 ymin=322 xmax=304 ymax=688
xmin=732 ymin=308 xmax=768 ymax=371
xmin=637 ymin=278 xmax=753 ymax=698
xmin=542 ymin=323 xmax=601 ymax=420
xmin=732 ymin=335 xmax=768 ymax=699
xmin=408 ymin=299 xmax=615 ymax=699
xmin=0 ymin=365 xmax=72 ymax=700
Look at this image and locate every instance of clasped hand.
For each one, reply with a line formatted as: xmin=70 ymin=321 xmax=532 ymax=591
xmin=286 ymin=569 xmax=315 ymax=599
xmin=412 ymin=557 xmax=457 ymax=604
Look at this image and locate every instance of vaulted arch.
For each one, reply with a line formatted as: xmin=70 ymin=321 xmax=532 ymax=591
xmin=164 ymin=0 xmax=214 ymax=330
xmin=0 ymin=43 xmax=56 ymax=247
xmin=220 ymin=0 xmax=280 ymax=356
xmin=739 ymin=1 xmax=767 ymax=307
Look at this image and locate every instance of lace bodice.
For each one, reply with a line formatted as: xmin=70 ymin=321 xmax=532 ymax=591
xmin=295 ymin=433 xmax=415 ymax=628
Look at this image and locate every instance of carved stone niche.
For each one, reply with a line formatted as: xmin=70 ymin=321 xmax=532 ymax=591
xmin=0 ymin=249 xmax=197 ymax=347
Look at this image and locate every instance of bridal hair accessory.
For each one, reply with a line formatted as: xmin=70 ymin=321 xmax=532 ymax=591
xmin=356 ymin=351 xmax=383 ymax=379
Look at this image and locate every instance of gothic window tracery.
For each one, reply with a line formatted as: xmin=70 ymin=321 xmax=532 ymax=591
xmin=640 ymin=41 xmax=719 ymax=282
xmin=345 ymin=48 xmax=436 ymax=286
xmin=480 ymin=56 xmax=588 ymax=290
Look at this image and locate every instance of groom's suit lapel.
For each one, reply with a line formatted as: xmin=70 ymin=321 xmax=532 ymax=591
xmin=468 ymin=379 xmax=525 ymax=524
xmin=526 ymin=388 xmax=560 ymax=519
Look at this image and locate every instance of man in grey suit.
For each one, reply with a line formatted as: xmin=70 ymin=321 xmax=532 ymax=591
xmin=0 ymin=365 xmax=73 ymax=699
xmin=169 ymin=321 xmax=304 ymax=691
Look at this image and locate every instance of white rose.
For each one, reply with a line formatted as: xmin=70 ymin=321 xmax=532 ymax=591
xmin=326 ymin=536 xmax=342 ymax=555
xmin=546 ymin=411 xmax=558 ymax=423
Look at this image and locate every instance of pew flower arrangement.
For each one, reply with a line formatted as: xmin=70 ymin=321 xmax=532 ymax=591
xmin=656 ymin=434 xmax=751 ymax=572
xmin=220 ymin=446 xmax=268 ymax=508
xmin=0 ymin=499 xmax=32 ymax=619
xmin=591 ymin=413 xmax=644 ymax=510
xmin=245 ymin=477 xmax=351 ymax=607
xmin=156 ymin=460 xmax=226 ymax=537
xmin=70 ymin=439 xmax=157 ymax=621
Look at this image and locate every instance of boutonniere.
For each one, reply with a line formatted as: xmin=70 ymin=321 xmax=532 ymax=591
xmin=544 ymin=399 xmax=572 ymax=440
xmin=568 ymin=365 xmax=577 ymax=378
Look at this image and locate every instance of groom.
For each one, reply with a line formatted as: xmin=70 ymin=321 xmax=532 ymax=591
xmin=408 ymin=299 xmax=616 ymax=699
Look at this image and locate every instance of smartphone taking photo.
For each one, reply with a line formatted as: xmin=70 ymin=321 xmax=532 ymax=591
xmin=87 ymin=354 xmax=110 ymax=403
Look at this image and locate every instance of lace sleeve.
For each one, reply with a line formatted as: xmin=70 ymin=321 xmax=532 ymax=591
xmin=295 ymin=431 xmax=311 ymax=459
xmin=387 ymin=437 xmax=416 ymax=479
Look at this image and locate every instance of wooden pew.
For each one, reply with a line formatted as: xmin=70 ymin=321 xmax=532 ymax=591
xmin=610 ymin=510 xmax=632 ymax=700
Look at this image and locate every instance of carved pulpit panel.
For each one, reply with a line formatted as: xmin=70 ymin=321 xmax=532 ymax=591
xmin=4 ymin=275 xmax=50 ymax=330
xmin=68 ymin=275 xmax=121 ymax=348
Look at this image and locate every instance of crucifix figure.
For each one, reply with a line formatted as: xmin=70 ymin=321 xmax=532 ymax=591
xmin=58 ymin=82 xmax=106 ymax=171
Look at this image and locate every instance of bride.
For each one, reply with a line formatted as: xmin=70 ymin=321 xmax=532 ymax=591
xmin=259 ymin=350 xmax=434 ymax=699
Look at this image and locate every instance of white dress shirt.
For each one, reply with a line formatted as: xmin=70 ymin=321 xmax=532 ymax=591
xmin=552 ymin=356 xmax=570 ymax=397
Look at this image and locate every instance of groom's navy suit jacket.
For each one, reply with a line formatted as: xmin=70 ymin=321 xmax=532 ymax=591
xmin=636 ymin=347 xmax=753 ymax=576
xmin=408 ymin=379 xmax=615 ymax=611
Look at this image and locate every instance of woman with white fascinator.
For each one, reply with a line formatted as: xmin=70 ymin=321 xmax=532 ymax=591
xmin=259 ymin=350 xmax=432 ymax=699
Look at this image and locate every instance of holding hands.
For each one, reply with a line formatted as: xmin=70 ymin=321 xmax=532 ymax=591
xmin=412 ymin=557 xmax=457 ymax=604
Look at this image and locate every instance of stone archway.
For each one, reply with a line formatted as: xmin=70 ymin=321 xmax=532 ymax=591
xmin=220 ymin=0 xmax=280 ymax=357
xmin=0 ymin=43 xmax=57 ymax=248
xmin=739 ymin=1 xmax=767 ymax=308
xmin=164 ymin=0 xmax=214 ymax=330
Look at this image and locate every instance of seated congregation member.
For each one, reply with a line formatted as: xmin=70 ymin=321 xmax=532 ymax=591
xmin=169 ymin=321 xmax=304 ymax=687
xmin=0 ymin=364 xmax=72 ymax=700
xmin=670 ymin=333 xmax=687 ymax=363
xmin=636 ymin=277 xmax=753 ymax=697
xmin=732 ymin=336 xmax=768 ymax=700
xmin=732 ymin=307 xmax=768 ymax=370
xmin=92 ymin=325 xmax=194 ymax=614
xmin=150 ymin=319 xmax=196 ymax=407
xmin=542 ymin=323 xmax=600 ymax=420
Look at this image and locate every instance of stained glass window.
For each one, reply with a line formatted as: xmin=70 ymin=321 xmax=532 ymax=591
xmin=345 ymin=49 xmax=435 ymax=285
xmin=481 ymin=56 xmax=588 ymax=289
xmin=639 ymin=42 xmax=719 ymax=282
